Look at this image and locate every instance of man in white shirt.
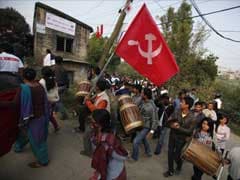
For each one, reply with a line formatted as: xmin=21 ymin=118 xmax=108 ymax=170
xmin=202 ymin=102 xmax=217 ymax=121
xmin=0 ymin=42 xmax=24 ymax=73
xmin=214 ymin=93 xmax=222 ymax=110
xmin=43 ymin=49 xmax=55 ymax=67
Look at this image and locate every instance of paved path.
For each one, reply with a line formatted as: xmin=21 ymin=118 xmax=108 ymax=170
xmin=1 ymin=119 xmax=240 ymax=180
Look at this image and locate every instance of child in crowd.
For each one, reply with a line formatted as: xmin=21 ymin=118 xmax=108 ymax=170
xmin=192 ymin=117 xmax=214 ymax=180
xmin=39 ymin=67 xmax=60 ymax=132
xmin=216 ymin=114 xmax=230 ymax=154
xmin=90 ymin=109 xmax=128 ymax=180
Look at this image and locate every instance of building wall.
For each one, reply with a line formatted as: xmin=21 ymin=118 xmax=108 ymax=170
xmin=34 ymin=6 xmax=90 ymax=65
xmin=63 ymin=62 xmax=90 ymax=83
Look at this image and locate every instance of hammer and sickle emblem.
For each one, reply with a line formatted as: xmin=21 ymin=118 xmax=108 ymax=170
xmin=128 ymin=33 xmax=162 ymax=65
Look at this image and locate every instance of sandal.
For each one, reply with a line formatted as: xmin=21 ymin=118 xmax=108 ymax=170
xmin=28 ymin=162 xmax=43 ymax=168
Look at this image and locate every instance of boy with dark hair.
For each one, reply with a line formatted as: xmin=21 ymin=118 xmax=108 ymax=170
xmin=164 ymin=96 xmax=196 ymax=177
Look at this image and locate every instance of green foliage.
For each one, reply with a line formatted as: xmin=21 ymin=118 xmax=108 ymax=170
xmin=0 ymin=7 xmax=33 ymax=57
xmin=115 ymin=62 xmax=142 ymax=79
xmin=159 ymin=1 xmax=218 ymax=90
xmin=214 ymin=79 xmax=240 ymax=124
xmin=86 ymin=34 xmax=106 ymax=65
xmin=86 ymin=34 xmax=120 ymax=70
xmin=0 ymin=7 xmax=30 ymax=35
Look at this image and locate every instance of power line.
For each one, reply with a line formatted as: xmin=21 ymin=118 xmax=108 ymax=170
xmin=190 ymin=0 xmax=240 ymax=43
xmin=191 ymin=4 xmax=240 ymax=19
xmin=103 ymin=3 xmax=240 ymax=35
xmin=157 ymin=4 xmax=240 ymax=25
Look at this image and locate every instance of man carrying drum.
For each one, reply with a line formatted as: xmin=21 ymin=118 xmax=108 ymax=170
xmin=164 ymin=96 xmax=196 ymax=177
xmin=80 ymin=79 xmax=110 ymax=156
xmin=130 ymin=88 xmax=159 ymax=161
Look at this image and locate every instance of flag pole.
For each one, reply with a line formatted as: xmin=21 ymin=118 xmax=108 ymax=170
xmin=88 ymin=51 xmax=115 ymax=95
xmin=98 ymin=0 xmax=133 ymax=69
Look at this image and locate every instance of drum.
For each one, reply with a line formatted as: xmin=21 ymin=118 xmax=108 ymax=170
xmin=76 ymin=81 xmax=91 ymax=97
xmin=181 ymin=138 xmax=222 ymax=176
xmin=118 ymin=94 xmax=133 ymax=107
xmin=119 ymin=103 xmax=143 ymax=134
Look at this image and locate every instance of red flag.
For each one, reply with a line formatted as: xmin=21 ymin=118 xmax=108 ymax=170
xmin=100 ymin=24 xmax=103 ymax=36
xmin=96 ymin=26 xmax=100 ymax=38
xmin=115 ymin=4 xmax=179 ymax=86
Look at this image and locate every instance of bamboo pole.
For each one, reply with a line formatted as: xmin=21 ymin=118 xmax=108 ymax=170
xmin=98 ymin=0 xmax=133 ymax=68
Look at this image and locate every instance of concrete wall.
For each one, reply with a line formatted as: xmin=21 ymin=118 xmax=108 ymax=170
xmin=33 ymin=6 xmax=90 ymax=65
xmin=63 ymin=61 xmax=90 ymax=84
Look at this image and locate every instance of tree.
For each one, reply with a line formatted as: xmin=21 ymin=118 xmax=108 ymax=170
xmin=86 ymin=34 xmax=120 ymax=71
xmin=159 ymin=1 xmax=218 ymax=90
xmin=115 ymin=61 xmax=142 ymax=79
xmin=0 ymin=7 xmax=33 ymax=58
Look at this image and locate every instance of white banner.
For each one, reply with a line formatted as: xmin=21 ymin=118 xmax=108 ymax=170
xmin=36 ymin=23 xmax=46 ymax=34
xmin=45 ymin=12 xmax=76 ymax=36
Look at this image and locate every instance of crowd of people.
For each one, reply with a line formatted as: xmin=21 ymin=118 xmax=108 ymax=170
xmin=0 ymin=44 xmax=239 ymax=180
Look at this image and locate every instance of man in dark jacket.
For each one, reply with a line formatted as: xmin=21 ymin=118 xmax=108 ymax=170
xmin=164 ymin=96 xmax=196 ymax=177
xmin=154 ymin=94 xmax=174 ymax=155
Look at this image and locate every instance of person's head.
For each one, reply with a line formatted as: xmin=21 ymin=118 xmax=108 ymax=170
xmin=96 ymin=79 xmax=108 ymax=92
xmin=41 ymin=66 xmax=56 ymax=91
xmin=142 ymin=87 xmax=152 ymax=100
xmin=46 ymin=49 xmax=51 ymax=54
xmin=201 ymin=101 xmax=207 ymax=109
xmin=214 ymin=93 xmax=221 ymax=99
xmin=23 ymin=68 xmax=36 ymax=82
xmin=194 ymin=101 xmax=203 ymax=113
xmin=207 ymin=102 xmax=214 ymax=110
xmin=178 ymin=91 xmax=186 ymax=99
xmin=161 ymin=94 xmax=170 ymax=106
xmin=133 ymin=84 xmax=142 ymax=95
xmin=55 ymin=56 xmax=63 ymax=65
xmin=191 ymin=88 xmax=197 ymax=94
xmin=93 ymin=66 xmax=101 ymax=76
xmin=181 ymin=96 xmax=194 ymax=110
xmin=218 ymin=113 xmax=229 ymax=125
xmin=124 ymin=81 xmax=132 ymax=91
xmin=0 ymin=42 xmax=14 ymax=54
xmin=92 ymin=109 xmax=111 ymax=132
xmin=199 ymin=117 xmax=214 ymax=137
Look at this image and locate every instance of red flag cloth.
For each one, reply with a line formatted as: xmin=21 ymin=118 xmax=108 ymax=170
xmin=96 ymin=26 xmax=100 ymax=38
xmin=115 ymin=4 xmax=179 ymax=86
xmin=100 ymin=24 xmax=103 ymax=36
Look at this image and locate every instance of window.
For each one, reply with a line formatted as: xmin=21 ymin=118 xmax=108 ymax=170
xmin=66 ymin=38 xmax=73 ymax=53
xmin=56 ymin=36 xmax=74 ymax=53
xmin=56 ymin=36 xmax=65 ymax=51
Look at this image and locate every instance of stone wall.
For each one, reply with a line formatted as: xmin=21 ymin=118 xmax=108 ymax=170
xmin=63 ymin=61 xmax=90 ymax=84
xmin=33 ymin=6 xmax=90 ymax=66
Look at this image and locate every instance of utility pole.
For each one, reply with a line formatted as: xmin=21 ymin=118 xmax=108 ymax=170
xmin=98 ymin=0 xmax=133 ymax=69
